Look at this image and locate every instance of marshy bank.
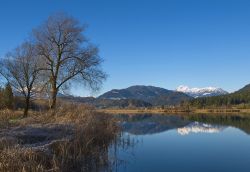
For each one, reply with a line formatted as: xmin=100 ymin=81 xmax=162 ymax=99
xmin=0 ymin=104 xmax=123 ymax=172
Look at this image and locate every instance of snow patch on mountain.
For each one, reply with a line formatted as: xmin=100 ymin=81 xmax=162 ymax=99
xmin=176 ymin=85 xmax=228 ymax=98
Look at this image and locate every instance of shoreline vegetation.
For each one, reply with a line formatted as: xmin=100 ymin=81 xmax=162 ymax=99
xmin=0 ymin=104 xmax=122 ymax=171
xmin=98 ymin=108 xmax=250 ymax=115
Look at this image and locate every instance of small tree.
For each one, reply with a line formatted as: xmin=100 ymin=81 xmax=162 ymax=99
xmin=0 ymin=42 xmax=41 ymax=117
xmin=2 ymin=83 xmax=14 ymax=109
xmin=33 ymin=13 xmax=106 ymax=108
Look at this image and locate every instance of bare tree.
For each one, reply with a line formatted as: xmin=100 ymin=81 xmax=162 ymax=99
xmin=0 ymin=42 xmax=41 ymax=117
xmin=33 ymin=13 xmax=106 ymax=109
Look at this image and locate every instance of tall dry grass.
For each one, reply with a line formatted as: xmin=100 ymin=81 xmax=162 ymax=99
xmin=0 ymin=110 xmax=23 ymax=129
xmin=0 ymin=103 xmax=121 ymax=172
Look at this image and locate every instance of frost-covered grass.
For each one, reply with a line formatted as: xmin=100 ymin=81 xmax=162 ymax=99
xmin=0 ymin=104 xmax=120 ymax=172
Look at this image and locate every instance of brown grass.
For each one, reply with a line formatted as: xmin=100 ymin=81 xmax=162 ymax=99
xmin=0 ymin=103 xmax=121 ymax=172
xmin=0 ymin=110 xmax=23 ymax=129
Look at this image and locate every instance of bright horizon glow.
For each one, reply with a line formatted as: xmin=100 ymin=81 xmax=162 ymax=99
xmin=0 ymin=0 xmax=250 ymax=97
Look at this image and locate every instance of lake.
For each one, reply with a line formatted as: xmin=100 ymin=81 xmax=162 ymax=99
xmin=112 ymin=114 xmax=250 ymax=172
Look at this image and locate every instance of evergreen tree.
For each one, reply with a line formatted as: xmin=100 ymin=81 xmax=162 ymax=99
xmin=2 ymin=83 xmax=14 ymax=109
xmin=0 ymin=87 xmax=3 ymax=109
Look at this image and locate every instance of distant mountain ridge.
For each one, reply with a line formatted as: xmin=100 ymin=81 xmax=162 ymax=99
xmin=190 ymin=83 xmax=250 ymax=107
xmin=98 ymin=85 xmax=192 ymax=106
xmin=176 ymin=85 xmax=228 ymax=98
xmin=99 ymin=85 xmax=172 ymax=100
xmin=237 ymin=84 xmax=250 ymax=93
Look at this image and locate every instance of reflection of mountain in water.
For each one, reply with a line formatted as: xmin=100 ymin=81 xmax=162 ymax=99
xmin=186 ymin=114 xmax=250 ymax=135
xmin=177 ymin=122 xmax=225 ymax=135
xmin=121 ymin=114 xmax=190 ymax=135
xmin=119 ymin=114 xmax=250 ymax=136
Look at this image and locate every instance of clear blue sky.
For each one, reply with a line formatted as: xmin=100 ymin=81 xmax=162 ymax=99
xmin=0 ymin=0 xmax=250 ymax=96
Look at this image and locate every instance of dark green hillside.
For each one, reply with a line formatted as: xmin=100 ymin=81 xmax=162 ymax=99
xmin=94 ymin=98 xmax=152 ymax=108
xmin=237 ymin=84 xmax=250 ymax=92
xmin=99 ymin=85 xmax=192 ymax=106
xmin=59 ymin=96 xmax=152 ymax=108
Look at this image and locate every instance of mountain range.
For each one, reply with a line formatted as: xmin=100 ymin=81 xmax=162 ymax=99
xmin=176 ymin=85 xmax=228 ymax=98
xmin=58 ymin=85 xmax=236 ymax=108
xmin=58 ymin=85 xmax=193 ymax=108
xmin=98 ymin=85 xmax=192 ymax=106
xmin=190 ymin=83 xmax=250 ymax=107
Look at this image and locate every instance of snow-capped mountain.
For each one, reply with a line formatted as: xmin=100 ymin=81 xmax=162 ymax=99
xmin=176 ymin=85 xmax=228 ymax=98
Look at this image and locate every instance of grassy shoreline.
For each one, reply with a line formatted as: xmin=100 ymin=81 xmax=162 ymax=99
xmin=0 ymin=105 xmax=121 ymax=171
xmin=97 ymin=108 xmax=250 ymax=115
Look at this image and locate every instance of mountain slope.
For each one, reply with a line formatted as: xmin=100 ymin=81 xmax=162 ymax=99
xmin=177 ymin=85 xmax=228 ymax=98
xmin=189 ymin=84 xmax=250 ymax=107
xmin=98 ymin=85 xmax=192 ymax=106
xmin=237 ymin=84 xmax=250 ymax=93
xmin=59 ymin=96 xmax=152 ymax=108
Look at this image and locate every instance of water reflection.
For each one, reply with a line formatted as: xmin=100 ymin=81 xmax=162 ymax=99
xmin=114 ymin=114 xmax=250 ymax=172
xmin=120 ymin=114 xmax=190 ymax=135
xmin=119 ymin=113 xmax=250 ymax=135
xmin=177 ymin=122 xmax=225 ymax=135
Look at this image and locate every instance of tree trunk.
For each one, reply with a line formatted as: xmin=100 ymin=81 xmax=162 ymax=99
xmin=50 ymin=87 xmax=58 ymax=109
xmin=23 ymin=96 xmax=30 ymax=118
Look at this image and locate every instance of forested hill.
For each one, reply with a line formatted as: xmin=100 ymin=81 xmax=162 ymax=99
xmin=189 ymin=84 xmax=250 ymax=108
xmin=98 ymin=85 xmax=192 ymax=106
xmin=238 ymin=84 xmax=250 ymax=92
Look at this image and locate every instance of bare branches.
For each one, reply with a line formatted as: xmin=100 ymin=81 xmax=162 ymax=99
xmin=33 ymin=13 xmax=106 ymax=108
xmin=0 ymin=13 xmax=106 ymax=110
xmin=0 ymin=42 xmax=41 ymax=116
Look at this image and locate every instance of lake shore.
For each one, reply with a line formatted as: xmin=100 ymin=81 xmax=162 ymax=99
xmin=0 ymin=105 xmax=120 ymax=171
xmin=97 ymin=108 xmax=250 ymax=115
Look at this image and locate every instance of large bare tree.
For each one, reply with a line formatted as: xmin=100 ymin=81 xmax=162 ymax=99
xmin=33 ymin=13 xmax=106 ymax=108
xmin=0 ymin=42 xmax=41 ymax=117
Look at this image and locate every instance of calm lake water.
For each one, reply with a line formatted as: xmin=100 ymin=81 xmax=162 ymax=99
xmin=113 ymin=114 xmax=250 ymax=172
